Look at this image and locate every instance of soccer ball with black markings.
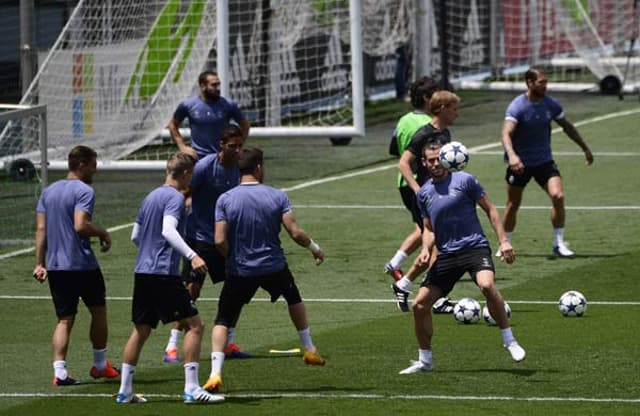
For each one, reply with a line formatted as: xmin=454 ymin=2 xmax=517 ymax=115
xmin=558 ymin=290 xmax=587 ymax=317
xmin=453 ymin=297 xmax=481 ymax=324
xmin=439 ymin=141 xmax=469 ymax=171
xmin=482 ymin=302 xmax=512 ymax=326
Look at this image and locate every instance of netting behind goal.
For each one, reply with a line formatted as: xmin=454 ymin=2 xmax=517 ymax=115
xmin=448 ymin=0 xmax=640 ymax=92
xmin=0 ymin=0 xmax=372 ymax=167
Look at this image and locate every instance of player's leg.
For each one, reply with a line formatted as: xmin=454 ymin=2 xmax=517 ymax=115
xmin=116 ymin=323 xmax=152 ymax=403
xmin=477 ymin=270 xmax=525 ymax=362
xmin=205 ymin=277 xmax=255 ymax=391
xmin=83 ymin=269 xmax=119 ymax=379
xmin=539 ymin=165 xmax=573 ymax=257
xmin=208 ymin=248 xmax=251 ymax=359
xmin=384 ymin=187 xmax=423 ymax=279
xmin=399 ymin=284 xmax=440 ymax=374
xmin=48 ymin=271 xmax=80 ymax=386
xmin=181 ymin=314 xmax=223 ymax=403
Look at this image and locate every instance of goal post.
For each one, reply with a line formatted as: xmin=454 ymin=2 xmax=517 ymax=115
xmin=3 ymin=0 xmax=366 ymax=171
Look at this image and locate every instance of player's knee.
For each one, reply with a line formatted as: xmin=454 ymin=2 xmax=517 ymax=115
xmin=550 ymin=190 xmax=564 ymax=205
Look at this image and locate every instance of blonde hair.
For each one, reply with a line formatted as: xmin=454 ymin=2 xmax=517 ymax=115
xmin=429 ymin=90 xmax=460 ymax=115
xmin=166 ymin=151 xmax=196 ymax=179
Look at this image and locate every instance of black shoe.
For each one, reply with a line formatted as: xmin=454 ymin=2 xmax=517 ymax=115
xmin=391 ymin=283 xmax=410 ymax=312
xmin=432 ymin=297 xmax=454 ymax=314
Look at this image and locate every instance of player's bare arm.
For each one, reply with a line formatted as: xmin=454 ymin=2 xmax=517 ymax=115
xmin=398 ymin=150 xmax=420 ymax=193
xmin=74 ymin=210 xmax=111 ymax=252
xmin=33 ymin=212 xmax=48 ymax=282
xmin=502 ymin=120 xmax=524 ymax=173
xmin=214 ymin=220 xmax=229 ymax=257
xmin=417 ymin=217 xmax=435 ymax=267
xmin=478 ymin=194 xmax=515 ymax=264
xmin=556 ymin=117 xmax=594 ymax=165
xmin=282 ymin=211 xmax=324 ymax=263
xmin=167 ymin=117 xmax=198 ymax=159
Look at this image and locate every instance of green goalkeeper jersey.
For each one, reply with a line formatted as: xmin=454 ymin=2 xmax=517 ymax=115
xmin=394 ymin=111 xmax=431 ymax=187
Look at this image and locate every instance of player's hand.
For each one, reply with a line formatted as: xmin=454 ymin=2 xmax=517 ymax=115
xmin=312 ymin=249 xmax=325 ymax=265
xmin=99 ymin=232 xmax=112 ymax=252
xmin=191 ymin=255 xmax=208 ymax=275
xmin=33 ymin=265 xmax=47 ymax=283
xmin=416 ymin=248 xmax=431 ymax=267
xmin=508 ymin=154 xmax=524 ymax=175
xmin=584 ymin=148 xmax=594 ymax=165
xmin=180 ymin=145 xmax=199 ymax=160
xmin=499 ymin=241 xmax=515 ymax=264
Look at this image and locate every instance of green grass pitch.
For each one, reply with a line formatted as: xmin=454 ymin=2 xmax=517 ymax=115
xmin=0 ymin=91 xmax=639 ymax=415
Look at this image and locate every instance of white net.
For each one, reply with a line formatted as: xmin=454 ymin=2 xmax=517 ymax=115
xmin=10 ymin=0 xmax=218 ymax=162
xmin=1 ymin=0 xmax=372 ymax=166
xmin=457 ymin=0 xmax=639 ymax=91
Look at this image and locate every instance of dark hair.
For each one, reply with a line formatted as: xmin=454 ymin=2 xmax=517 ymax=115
xmin=410 ymin=76 xmax=440 ymax=109
xmin=198 ymin=70 xmax=219 ymax=86
xmin=220 ymin=124 xmax=244 ymax=144
xmin=525 ymin=66 xmax=545 ymax=85
xmin=68 ymin=145 xmax=97 ymax=171
xmin=167 ymin=151 xmax=196 ymax=179
xmin=237 ymin=147 xmax=263 ymax=175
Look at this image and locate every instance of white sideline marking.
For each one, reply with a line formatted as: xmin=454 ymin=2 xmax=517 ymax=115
xmin=2 ymin=107 xmax=639 ymax=261
xmin=292 ymin=205 xmax=640 ymax=210
xmin=0 ymin=392 xmax=638 ymax=403
xmin=1 ymin=295 xmax=638 ymax=305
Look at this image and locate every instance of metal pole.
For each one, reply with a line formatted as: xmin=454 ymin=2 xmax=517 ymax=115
xmin=216 ymin=0 xmax=230 ymax=96
xmin=20 ymin=0 xmax=36 ymax=98
xmin=350 ymin=0 xmax=365 ymax=136
xmin=438 ymin=0 xmax=450 ymax=89
xmin=414 ymin=0 xmax=432 ymax=79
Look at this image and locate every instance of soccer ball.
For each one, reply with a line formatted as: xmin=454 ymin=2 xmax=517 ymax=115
xmin=439 ymin=141 xmax=469 ymax=171
xmin=558 ymin=290 xmax=587 ymax=317
xmin=482 ymin=302 xmax=512 ymax=326
xmin=453 ymin=297 xmax=481 ymax=324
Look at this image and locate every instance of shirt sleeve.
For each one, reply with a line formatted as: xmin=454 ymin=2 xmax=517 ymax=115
xmin=75 ymin=185 xmax=95 ymax=216
xmin=173 ymin=100 xmax=188 ymax=124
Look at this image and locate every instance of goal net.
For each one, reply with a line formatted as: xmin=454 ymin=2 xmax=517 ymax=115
xmin=444 ymin=0 xmax=640 ymax=92
xmin=1 ymin=0 xmax=365 ymax=168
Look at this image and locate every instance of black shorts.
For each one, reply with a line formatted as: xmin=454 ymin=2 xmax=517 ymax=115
xmin=214 ymin=265 xmax=302 ymax=327
xmin=181 ymin=239 xmax=226 ymax=285
xmin=422 ymin=247 xmax=495 ymax=296
xmin=399 ymin=186 xmax=423 ymax=228
xmin=47 ymin=269 xmax=106 ymax=318
xmin=505 ymin=160 xmax=561 ymax=188
xmin=131 ymin=273 xmax=199 ymax=328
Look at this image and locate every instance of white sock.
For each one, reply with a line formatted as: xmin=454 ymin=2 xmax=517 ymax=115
xmin=396 ymin=276 xmax=412 ymax=292
xmin=298 ymin=327 xmax=315 ymax=351
xmin=92 ymin=347 xmax=107 ymax=371
xmin=118 ymin=363 xmax=135 ymax=396
xmin=166 ymin=328 xmax=181 ymax=351
xmin=418 ymin=349 xmax=432 ymax=364
xmin=501 ymin=328 xmax=516 ymax=346
xmin=226 ymin=327 xmax=236 ymax=347
xmin=184 ymin=362 xmax=200 ymax=393
xmin=554 ymin=228 xmax=565 ymax=245
xmin=210 ymin=352 xmax=225 ymax=377
xmin=389 ymin=250 xmax=408 ymax=269
xmin=53 ymin=360 xmax=68 ymax=379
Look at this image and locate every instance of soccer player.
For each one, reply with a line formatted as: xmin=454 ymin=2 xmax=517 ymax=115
xmin=33 ymin=145 xmax=120 ymax=386
xmin=391 ymin=90 xmax=461 ymax=313
xmin=163 ymin=124 xmax=251 ymax=363
xmin=168 ymin=70 xmax=250 ymax=159
xmin=202 ymin=147 xmax=326 ymax=393
xmin=399 ymin=142 xmax=525 ymax=374
xmin=383 ymin=76 xmax=439 ymax=281
xmin=499 ymin=66 xmax=593 ymax=258
xmin=116 ymin=152 xmax=223 ymax=404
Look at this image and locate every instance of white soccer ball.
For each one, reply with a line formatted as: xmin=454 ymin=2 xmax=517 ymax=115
xmin=439 ymin=141 xmax=470 ymax=171
xmin=482 ymin=302 xmax=512 ymax=326
xmin=453 ymin=297 xmax=481 ymax=324
xmin=558 ymin=290 xmax=588 ymax=317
